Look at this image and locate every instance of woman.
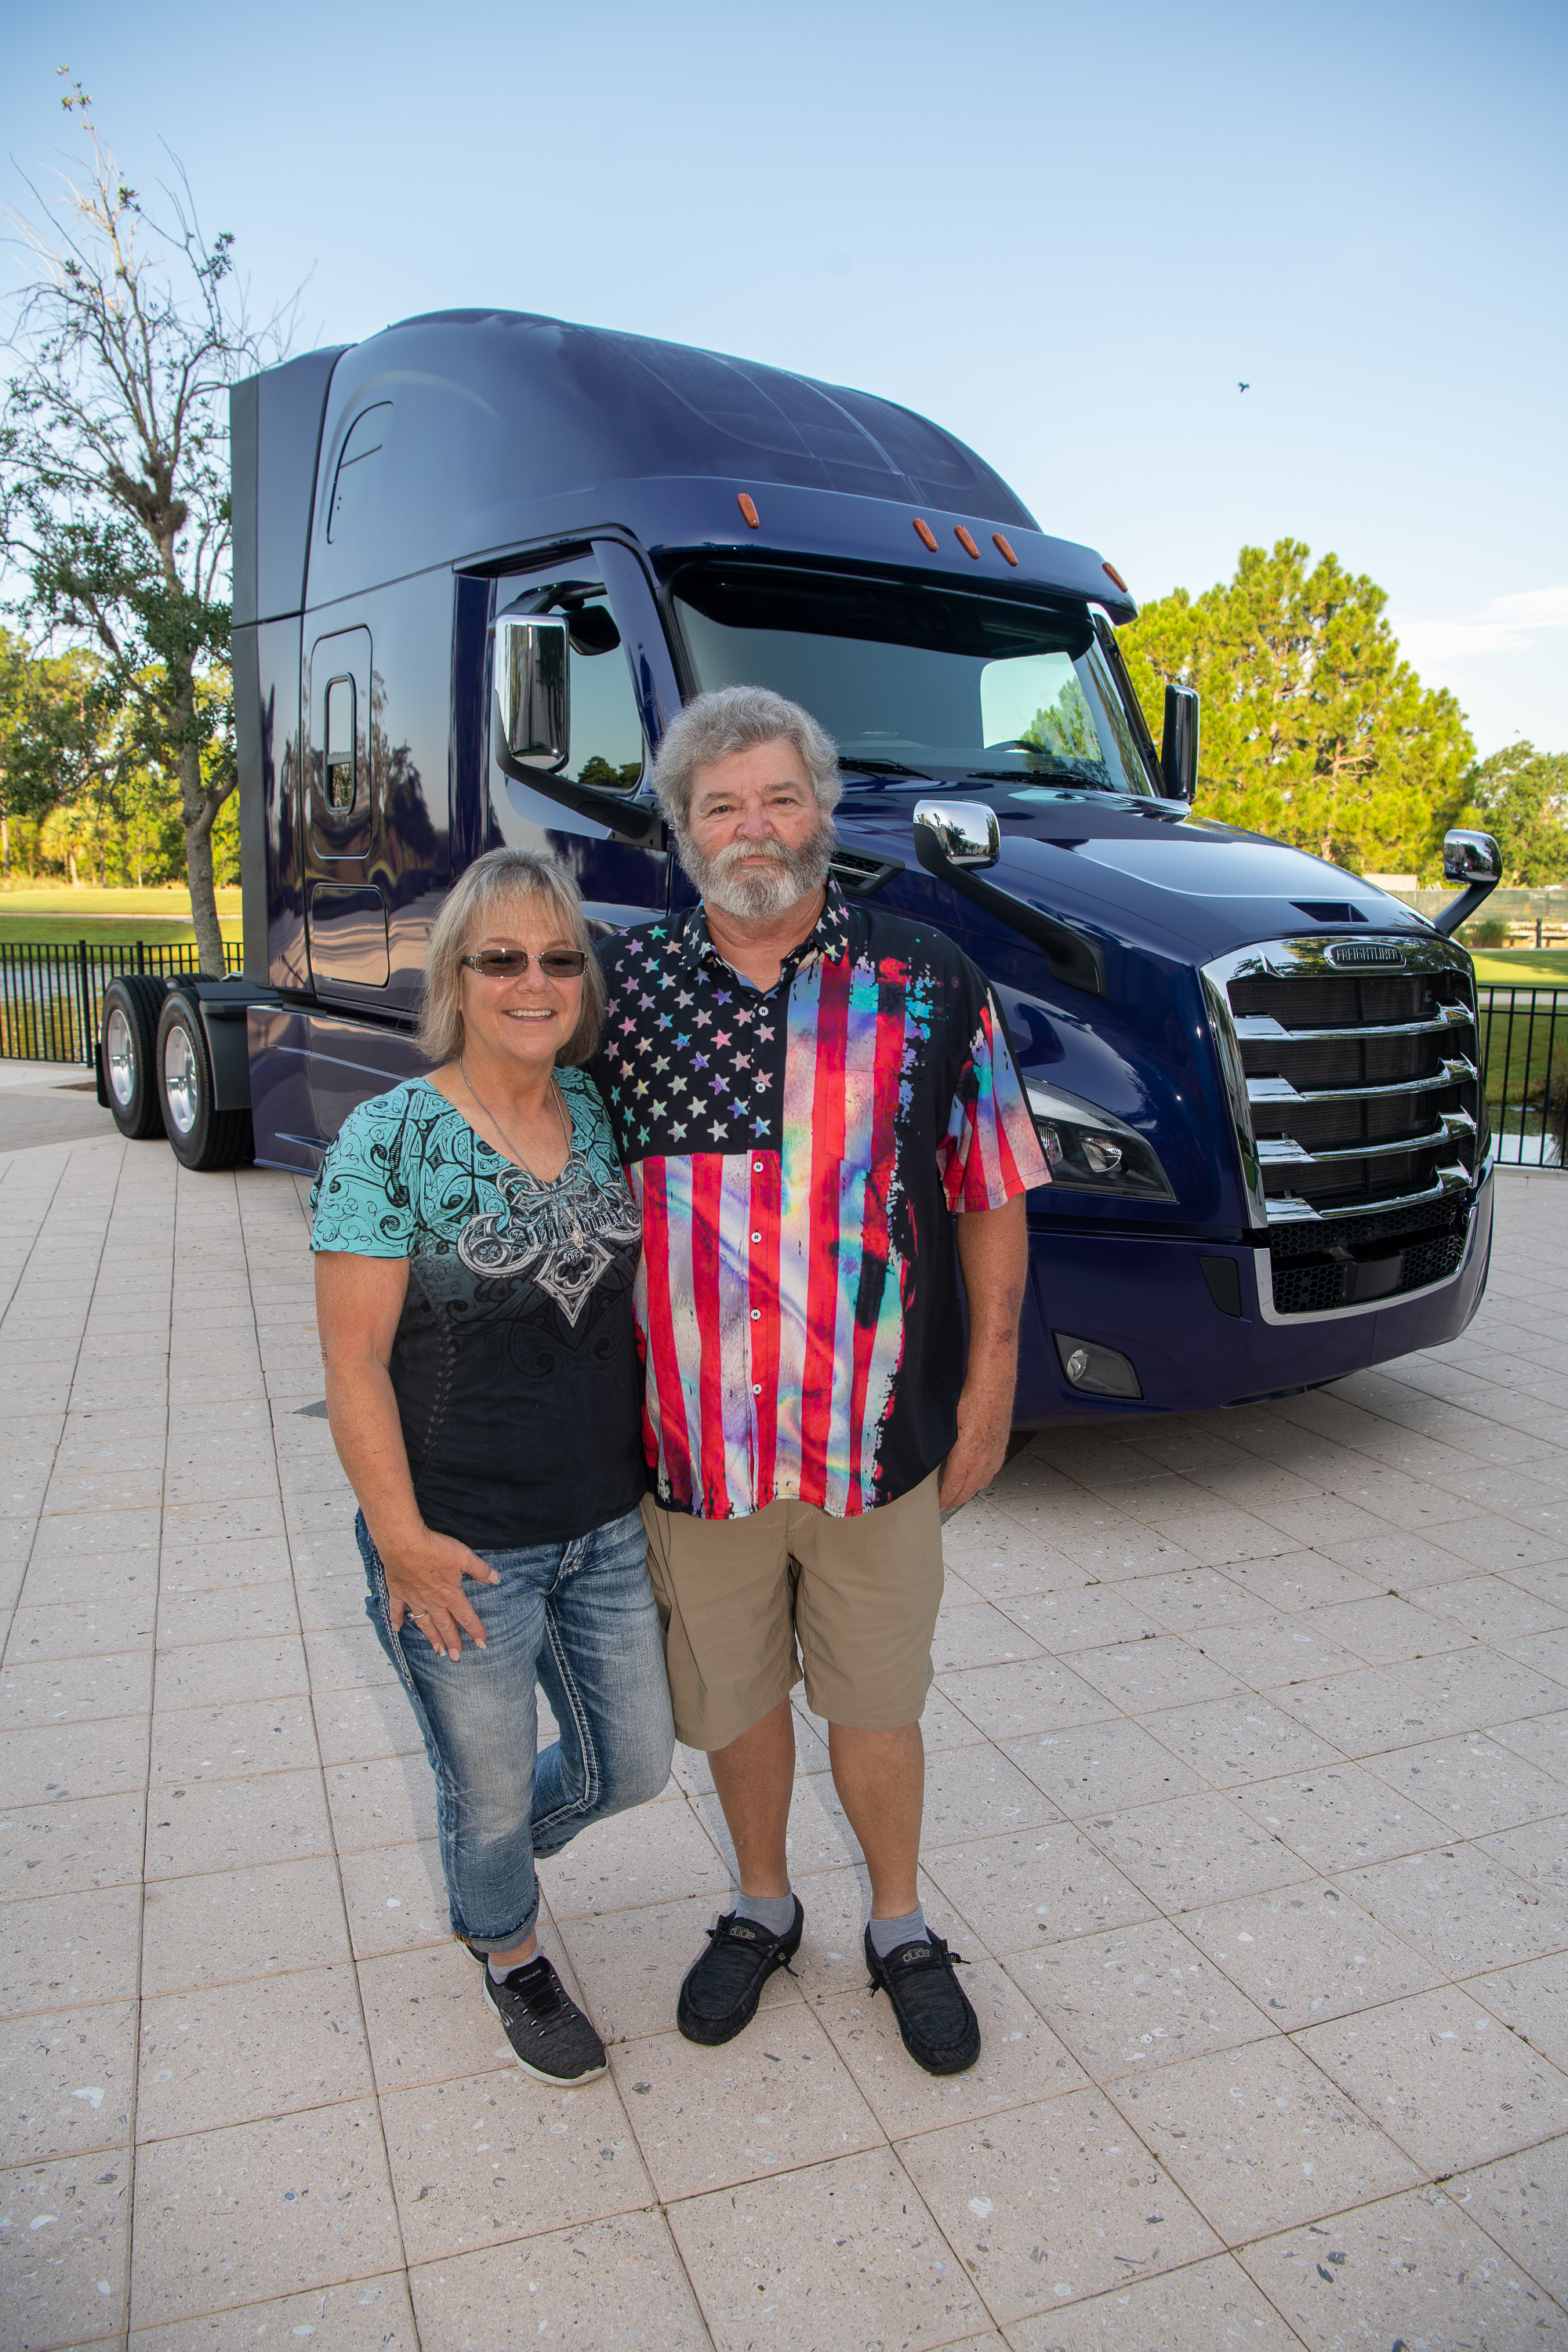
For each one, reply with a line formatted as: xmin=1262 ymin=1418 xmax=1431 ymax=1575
xmin=311 ymin=847 xmax=673 ymax=2085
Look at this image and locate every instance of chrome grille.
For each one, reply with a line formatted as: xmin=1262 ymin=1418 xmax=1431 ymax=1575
xmin=1202 ymin=935 xmax=1486 ymax=1316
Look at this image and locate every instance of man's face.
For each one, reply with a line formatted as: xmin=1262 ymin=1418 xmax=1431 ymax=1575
xmin=677 ymin=739 xmax=833 ymax=921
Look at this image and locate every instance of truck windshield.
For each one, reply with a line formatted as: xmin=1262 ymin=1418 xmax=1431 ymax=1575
xmin=670 ymin=565 xmax=1156 ymax=795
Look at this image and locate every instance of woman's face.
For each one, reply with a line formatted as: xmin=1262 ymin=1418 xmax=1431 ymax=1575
xmin=456 ymin=893 xmax=585 ymax=1076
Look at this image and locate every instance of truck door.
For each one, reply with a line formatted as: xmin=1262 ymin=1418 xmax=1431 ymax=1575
xmin=305 ymin=626 xmax=389 ymax=988
xmin=485 ymin=569 xmax=668 ymax=928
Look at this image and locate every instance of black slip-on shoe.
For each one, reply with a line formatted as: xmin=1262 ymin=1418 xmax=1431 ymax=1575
xmin=485 ymin=1953 xmax=608 ymax=2085
xmin=677 ymin=1898 xmax=804 ymax=2045
xmin=863 ymin=1926 xmax=981 ymax=2075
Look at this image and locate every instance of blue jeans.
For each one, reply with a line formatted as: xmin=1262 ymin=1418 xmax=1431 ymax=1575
xmin=357 ymin=1505 xmax=674 ymax=1952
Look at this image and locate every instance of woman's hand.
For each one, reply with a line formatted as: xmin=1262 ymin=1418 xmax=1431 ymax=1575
xmin=377 ymin=1525 xmax=500 ymax=1661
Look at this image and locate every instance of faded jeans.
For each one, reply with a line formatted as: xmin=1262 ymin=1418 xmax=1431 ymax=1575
xmin=357 ymin=1504 xmax=673 ymax=1952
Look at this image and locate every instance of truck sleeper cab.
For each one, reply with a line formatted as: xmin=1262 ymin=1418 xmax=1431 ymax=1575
xmin=104 ymin=308 xmax=1495 ymax=1428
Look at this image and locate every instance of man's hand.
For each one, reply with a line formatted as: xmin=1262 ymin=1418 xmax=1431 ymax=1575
xmin=942 ymin=1192 xmax=1028 ymax=1515
xmin=377 ymin=1524 xmax=500 ymax=1662
xmin=938 ymin=1364 xmax=1015 ymax=1512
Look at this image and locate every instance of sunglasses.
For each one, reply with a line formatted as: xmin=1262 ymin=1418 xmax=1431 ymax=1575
xmin=459 ymin=949 xmax=587 ymax=979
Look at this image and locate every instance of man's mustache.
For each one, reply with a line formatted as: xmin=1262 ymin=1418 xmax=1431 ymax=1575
xmin=713 ymin=838 xmax=796 ymax=867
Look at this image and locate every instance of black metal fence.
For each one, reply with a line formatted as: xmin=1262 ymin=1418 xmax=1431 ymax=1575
xmin=1 ymin=938 xmax=1563 ymax=1170
xmin=1479 ymin=986 xmax=1567 ymax=1169
xmin=0 ymin=938 xmax=245 ymax=1066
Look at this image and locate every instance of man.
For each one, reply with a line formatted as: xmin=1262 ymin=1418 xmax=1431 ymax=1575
xmin=593 ymin=684 xmax=1048 ymax=2075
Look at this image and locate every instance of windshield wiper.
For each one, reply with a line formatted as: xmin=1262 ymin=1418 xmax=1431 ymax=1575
xmin=840 ymin=757 xmax=934 ymax=780
xmin=963 ymin=769 xmax=1116 ymax=790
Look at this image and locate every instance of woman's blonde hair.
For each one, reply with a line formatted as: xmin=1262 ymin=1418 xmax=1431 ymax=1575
xmin=416 ymin=848 xmax=605 ymax=1067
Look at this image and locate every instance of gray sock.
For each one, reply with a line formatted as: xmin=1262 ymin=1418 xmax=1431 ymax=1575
xmin=869 ymin=1904 xmax=928 ymax=1958
xmin=488 ymin=1951 xmax=543 ymax=1983
xmin=734 ymin=1889 xmax=797 ymax=1938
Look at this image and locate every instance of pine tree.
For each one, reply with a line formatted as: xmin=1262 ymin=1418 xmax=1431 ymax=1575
xmin=1120 ymin=541 xmax=1473 ymax=880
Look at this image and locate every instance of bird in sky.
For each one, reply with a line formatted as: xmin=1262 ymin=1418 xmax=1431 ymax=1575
xmin=1238 ymin=381 xmax=1250 ymax=392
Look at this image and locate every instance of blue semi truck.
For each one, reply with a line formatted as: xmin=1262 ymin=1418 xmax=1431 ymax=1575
xmin=96 ymin=310 xmax=1504 ymax=1428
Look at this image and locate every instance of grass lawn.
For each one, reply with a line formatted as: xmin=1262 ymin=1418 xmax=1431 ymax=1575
xmin=1472 ymin=949 xmax=1568 ymax=988
xmin=0 ymin=886 xmax=241 ymax=948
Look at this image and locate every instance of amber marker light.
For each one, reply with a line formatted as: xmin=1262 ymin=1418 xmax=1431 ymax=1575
xmin=737 ymin=492 xmax=760 ymax=528
xmin=1103 ymin=561 xmax=1129 ymax=592
xmin=954 ymin=525 xmax=981 ymax=559
xmin=913 ymin=517 xmax=939 ymax=551
xmin=993 ymin=533 xmax=1019 ymax=566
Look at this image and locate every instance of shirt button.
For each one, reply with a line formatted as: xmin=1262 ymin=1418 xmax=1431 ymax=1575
xmin=750 ymin=1308 xmax=760 ymax=1320
xmin=751 ymin=1231 xmax=762 ymax=1243
xmin=753 ymin=1383 xmax=762 ymax=1396
xmin=753 ymin=1160 xmax=764 ymax=1172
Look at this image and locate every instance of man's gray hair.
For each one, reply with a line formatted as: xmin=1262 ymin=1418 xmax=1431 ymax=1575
xmin=650 ymin=686 xmax=842 ymax=829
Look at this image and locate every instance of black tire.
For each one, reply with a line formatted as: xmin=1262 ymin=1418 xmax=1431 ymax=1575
xmin=155 ymin=993 xmax=255 ymax=1171
xmin=100 ymin=975 xmax=169 ymax=1141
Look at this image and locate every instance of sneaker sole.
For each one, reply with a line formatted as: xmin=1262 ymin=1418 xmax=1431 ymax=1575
xmin=504 ymin=2045 xmax=609 ymax=2087
xmin=895 ymin=2020 xmax=982 ymax=2077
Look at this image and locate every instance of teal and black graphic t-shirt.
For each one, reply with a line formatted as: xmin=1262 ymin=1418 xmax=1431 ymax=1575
xmin=310 ymin=1070 xmax=645 ymax=1549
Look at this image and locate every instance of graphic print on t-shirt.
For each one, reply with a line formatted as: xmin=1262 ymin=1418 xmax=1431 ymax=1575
xmin=459 ymin=1156 xmax=641 ymax=1326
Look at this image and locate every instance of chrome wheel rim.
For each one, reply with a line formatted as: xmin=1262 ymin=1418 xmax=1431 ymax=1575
xmin=105 ymin=1007 xmax=136 ymax=1108
xmin=162 ymin=1023 xmax=199 ymax=1136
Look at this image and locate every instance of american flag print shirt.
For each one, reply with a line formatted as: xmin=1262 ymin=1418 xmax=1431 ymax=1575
xmin=592 ymin=882 xmax=1049 ymax=1522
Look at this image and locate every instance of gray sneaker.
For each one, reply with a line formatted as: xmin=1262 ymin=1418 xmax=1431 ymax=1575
xmin=485 ymin=1954 xmax=607 ymax=2085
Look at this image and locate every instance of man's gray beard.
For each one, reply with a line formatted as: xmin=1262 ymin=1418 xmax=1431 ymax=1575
xmin=677 ymin=820 xmax=836 ymax=921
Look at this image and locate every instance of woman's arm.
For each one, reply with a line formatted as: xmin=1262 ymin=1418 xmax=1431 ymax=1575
xmin=314 ymin=1250 xmax=499 ymax=1660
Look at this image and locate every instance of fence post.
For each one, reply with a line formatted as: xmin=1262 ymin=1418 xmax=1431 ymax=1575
xmin=76 ymin=940 xmax=94 ymax=1068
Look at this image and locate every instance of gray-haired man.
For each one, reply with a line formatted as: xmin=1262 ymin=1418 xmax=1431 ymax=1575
xmin=592 ymin=686 xmax=1048 ymax=2074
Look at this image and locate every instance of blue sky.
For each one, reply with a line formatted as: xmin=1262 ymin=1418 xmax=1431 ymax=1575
xmin=4 ymin=0 xmax=1564 ymax=755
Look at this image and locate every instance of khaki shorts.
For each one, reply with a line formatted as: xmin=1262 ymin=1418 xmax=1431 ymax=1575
xmin=641 ymin=1471 xmax=944 ymax=1751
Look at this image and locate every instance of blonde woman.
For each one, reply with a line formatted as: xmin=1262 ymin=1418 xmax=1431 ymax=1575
xmin=311 ymin=848 xmax=672 ymax=2084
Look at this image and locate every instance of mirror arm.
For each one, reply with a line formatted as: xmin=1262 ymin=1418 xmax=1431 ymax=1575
xmin=494 ymin=742 xmax=665 ymax=848
xmin=1432 ymin=873 xmax=1501 ymax=940
xmin=913 ymin=829 xmax=1106 ymax=996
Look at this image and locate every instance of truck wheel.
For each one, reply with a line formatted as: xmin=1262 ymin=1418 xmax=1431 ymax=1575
xmin=156 ymin=994 xmax=255 ymax=1171
xmin=100 ymin=976 xmax=168 ymax=1141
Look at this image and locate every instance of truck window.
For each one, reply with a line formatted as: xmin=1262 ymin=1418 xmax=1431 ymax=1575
xmin=324 ymin=677 xmax=357 ymax=810
xmin=555 ymin=593 xmax=645 ymax=793
xmin=670 ymin=565 xmax=1156 ymax=795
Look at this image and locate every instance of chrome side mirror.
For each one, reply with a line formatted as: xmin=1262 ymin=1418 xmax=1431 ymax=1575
xmin=912 ymin=795 xmax=1105 ymax=995
xmin=1433 ymin=827 xmax=1504 ymax=940
xmin=494 ymin=615 xmax=569 ymax=771
xmin=913 ymin=799 xmax=1000 ymax=869
xmin=1160 ymin=684 xmax=1200 ymax=802
xmin=1442 ymin=829 xmax=1502 ymax=884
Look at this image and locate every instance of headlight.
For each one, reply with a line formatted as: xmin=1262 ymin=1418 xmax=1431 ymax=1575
xmin=1025 ymin=1078 xmax=1174 ymax=1200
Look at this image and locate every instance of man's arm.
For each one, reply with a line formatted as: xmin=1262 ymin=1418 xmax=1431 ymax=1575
xmin=941 ymin=1191 xmax=1028 ymax=1512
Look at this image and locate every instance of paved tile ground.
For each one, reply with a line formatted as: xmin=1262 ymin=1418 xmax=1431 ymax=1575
xmin=2 ymin=1089 xmax=1566 ymax=2350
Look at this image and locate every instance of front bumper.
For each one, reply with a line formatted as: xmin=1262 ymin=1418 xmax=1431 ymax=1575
xmin=1011 ymin=1165 xmax=1494 ymax=1427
